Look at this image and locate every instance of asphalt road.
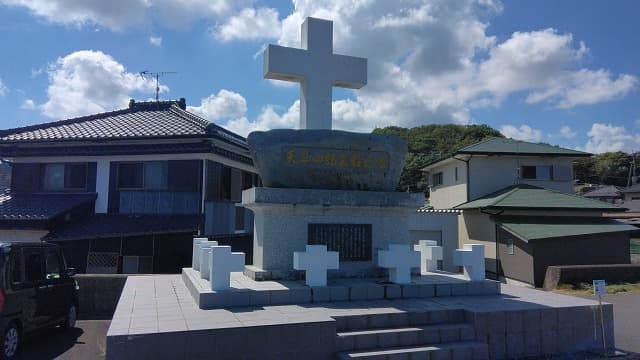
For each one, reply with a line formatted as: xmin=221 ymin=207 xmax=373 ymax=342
xmin=601 ymin=292 xmax=640 ymax=355
xmin=15 ymin=320 xmax=109 ymax=360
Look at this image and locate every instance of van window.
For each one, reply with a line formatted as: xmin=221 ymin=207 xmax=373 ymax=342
xmin=23 ymin=248 xmax=44 ymax=283
xmin=45 ymin=249 xmax=62 ymax=279
xmin=9 ymin=251 xmax=22 ymax=284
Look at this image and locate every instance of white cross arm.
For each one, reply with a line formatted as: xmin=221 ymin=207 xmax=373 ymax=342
xmin=264 ymin=45 xmax=309 ymax=82
xmin=331 ymin=54 xmax=367 ymax=89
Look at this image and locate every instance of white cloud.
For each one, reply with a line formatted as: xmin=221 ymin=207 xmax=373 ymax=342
xmin=224 ymin=101 xmax=300 ymax=137
xmin=0 ymin=78 xmax=6 ymax=96
xmin=526 ymin=69 xmax=636 ymax=108
xmin=583 ymin=123 xmax=640 ymax=153
xmin=188 ymin=88 xmax=299 ymax=137
xmin=559 ymin=125 xmax=576 ymax=139
xmin=21 ymin=99 xmax=36 ymax=110
xmin=0 ymin=0 xmax=251 ymax=31
xmin=499 ymin=124 xmax=543 ymax=142
xmin=215 ymin=7 xmax=281 ymax=42
xmin=226 ymin=2 xmax=636 ymax=132
xmin=41 ymin=50 xmax=160 ymax=119
xmin=187 ymin=89 xmax=247 ymax=120
xmin=149 ymin=36 xmax=162 ymax=46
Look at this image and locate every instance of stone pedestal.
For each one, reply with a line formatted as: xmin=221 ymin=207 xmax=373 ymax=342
xmin=242 ymin=187 xmax=424 ymax=280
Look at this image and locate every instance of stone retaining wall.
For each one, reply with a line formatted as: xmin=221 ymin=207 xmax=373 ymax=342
xmin=543 ymin=264 xmax=640 ymax=290
xmin=75 ymin=274 xmax=140 ymax=319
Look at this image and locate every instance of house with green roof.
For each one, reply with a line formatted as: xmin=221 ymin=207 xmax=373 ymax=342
xmin=422 ymin=138 xmax=637 ymax=287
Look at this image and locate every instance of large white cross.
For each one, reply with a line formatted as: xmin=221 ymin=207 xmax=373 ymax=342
xmin=263 ymin=17 xmax=367 ymax=130
xmin=414 ymin=240 xmax=443 ymax=275
xmin=293 ymin=245 xmax=339 ymax=287
xmin=378 ymin=244 xmax=420 ymax=284
xmin=209 ymin=246 xmax=245 ymax=291
xmin=453 ymin=244 xmax=485 ymax=282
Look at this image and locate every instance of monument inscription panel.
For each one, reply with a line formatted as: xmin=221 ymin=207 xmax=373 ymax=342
xmin=286 ymin=147 xmax=389 ymax=170
xmin=308 ymin=223 xmax=372 ymax=261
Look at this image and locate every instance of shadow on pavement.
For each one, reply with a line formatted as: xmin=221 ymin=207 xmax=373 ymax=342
xmin=15 ymin=327 xmax=84 ymax=360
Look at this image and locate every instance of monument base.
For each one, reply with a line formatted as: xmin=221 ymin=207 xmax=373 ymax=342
xmin=182 ymin=267 xmax=500 ymax=309
xmin=242 ymin=187 xmax=424 ymax=280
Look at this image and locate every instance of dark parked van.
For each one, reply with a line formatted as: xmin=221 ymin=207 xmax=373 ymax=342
xmin=0 ymin=242 xmax=79 ymax=359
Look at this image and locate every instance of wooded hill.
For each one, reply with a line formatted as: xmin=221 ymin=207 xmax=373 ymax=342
xmin=372 ymin=124 xmax=503 ymax=192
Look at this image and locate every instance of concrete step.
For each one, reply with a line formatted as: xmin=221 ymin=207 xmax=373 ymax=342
xmin=333 ymin=309 xmax=466 ymax=332
xmin=336 ymin=323 xmax=475 ymax=352
xmin=337 ymin=341 xmax=489 ymax=360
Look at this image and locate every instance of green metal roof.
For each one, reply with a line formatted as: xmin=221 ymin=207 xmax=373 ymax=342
xmin=457 ymin=137 xmax=591 ymax=156
xmin=455 ymin=184 xmax=625 ymax=211
xmin=500 ymin=218 xmax=638 ymax=242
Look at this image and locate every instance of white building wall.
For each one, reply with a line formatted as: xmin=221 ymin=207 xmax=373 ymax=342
xmin=427 ymin=161 xmax=468 ymax=209
xmin=468 ymin=156 xmax=574 ymax=201
xmin=408 ymin=212 xmax=459 ymax=272
xmin=94 ymin=159 xmax=110 ymax=213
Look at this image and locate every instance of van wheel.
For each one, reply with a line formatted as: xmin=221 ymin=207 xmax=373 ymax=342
xmin=1 ymin=322 xmax=19 ymax=360
xmin=62 ymin=304 xmax=77 ymax=330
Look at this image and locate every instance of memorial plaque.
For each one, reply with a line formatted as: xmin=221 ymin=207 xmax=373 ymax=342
xmin=308 ymin=224 xmax=372 ymax=261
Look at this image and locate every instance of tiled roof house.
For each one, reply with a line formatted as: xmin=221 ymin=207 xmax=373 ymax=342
xmin=0 ymin=99 xmax=258 ymax=274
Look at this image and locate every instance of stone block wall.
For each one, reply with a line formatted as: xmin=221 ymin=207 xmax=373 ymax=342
xmin=467 ymin=305 xmax=615 ymax=359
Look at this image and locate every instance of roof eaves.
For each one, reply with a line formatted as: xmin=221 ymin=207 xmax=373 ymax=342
xmin=456 ymin=150 xmax=591 ymax=157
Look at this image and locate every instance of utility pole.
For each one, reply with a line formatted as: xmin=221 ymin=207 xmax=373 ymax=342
xmin=139 ymin=71 xmax=176 ymax=101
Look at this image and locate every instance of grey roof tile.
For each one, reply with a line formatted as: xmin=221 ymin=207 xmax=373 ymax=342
xmin=0 ymin=192 xmax=97 ymax=221
xmin=0 ymin=100 xmax=246 ymax=147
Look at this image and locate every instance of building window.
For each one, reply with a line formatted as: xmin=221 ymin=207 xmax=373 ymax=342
xmin=432 ymin=172 xmax=443 ymax=186
xmin=632 ymin=197 xmax=640 ymax=201
xmin=521 ymin=165 xmax=553 ymax=180
xmin=118 ymin=162 xmax=167 ymax=190
xmin=43 ymin=163 xmax=87 ymax=191
xmin=455 ymin=167 xmax=458 ymax=181
xmin=507 ymin=238 xmax=515 ymax=255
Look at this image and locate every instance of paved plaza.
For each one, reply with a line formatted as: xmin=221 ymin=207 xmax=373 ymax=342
xmin=106 ymin=275 xmax=615 ymax=359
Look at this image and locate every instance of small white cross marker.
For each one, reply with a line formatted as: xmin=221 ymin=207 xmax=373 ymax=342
xmin=453 ymin=244 xmax=485 ymax=282
xmin=378 ymin=244 xmax=420 ymax=284
xmin=198 ymin=241 xmax=219 ymax=280
xmin=293 ymin=245 xmax=339 ymax=287
xmin=263 ymin=17 xmax=367 ymax=130
xmin=209 ymin=246 xmax=245 ymax=291
xmin=192 ymin=237 xmax=209 ymax=270
xmin=414 ymin=240 xmax=443 ymax=275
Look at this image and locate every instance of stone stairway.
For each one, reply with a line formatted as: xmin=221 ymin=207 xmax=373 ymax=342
xmin=334 ymin=309 xmax=489 ymax=360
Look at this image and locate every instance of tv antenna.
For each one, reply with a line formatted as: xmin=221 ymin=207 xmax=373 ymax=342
xmin=139 ymin=71 xmax=176 ymax=101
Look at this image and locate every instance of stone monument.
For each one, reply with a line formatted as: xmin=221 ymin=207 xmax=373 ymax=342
xmin=243 ymin=17 xmax=424 ymax=280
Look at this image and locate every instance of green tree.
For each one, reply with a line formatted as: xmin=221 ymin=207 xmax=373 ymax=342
xmin=373 ymin=124 xmax=503 ymax=192
xmin=592 ymin=151 xmax=631 ymax=186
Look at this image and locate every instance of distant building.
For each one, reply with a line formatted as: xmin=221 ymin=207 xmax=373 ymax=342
xmin=0 ymin=99 xmax=258 ymax=274
xmin=423 ymin=137 xmax=636 ymax=287
xmin=582 ymin=185 xmax=623 ymax=204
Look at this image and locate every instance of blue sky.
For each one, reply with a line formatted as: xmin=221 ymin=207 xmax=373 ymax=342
xmin=0 ymin=0 xmax=638 ymax=153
